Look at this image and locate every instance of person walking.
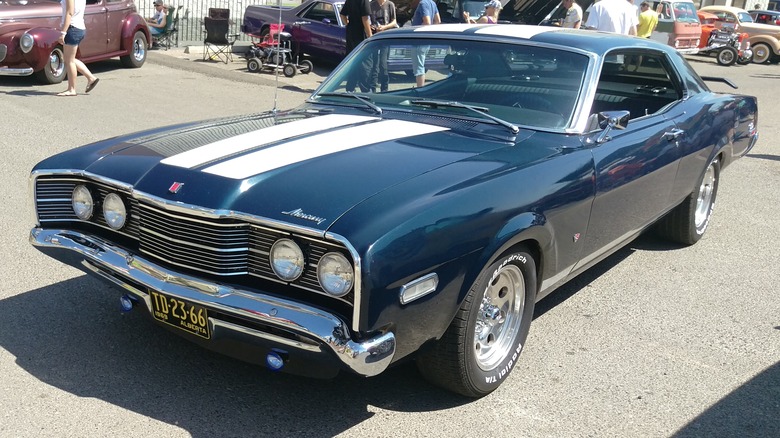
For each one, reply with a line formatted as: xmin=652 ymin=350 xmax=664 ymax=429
xmin=584 ymin=0 xmax=638 ymax=35
xmin=561 ymin=0 xmax=583 ymax=28
xmin=369 ymin=0 xmax=398 ymax=92
xmin=57 ymin=0 xmax=98 ymax=96
xmin=463 ymin=0 xmax=502 ymax=24
xmin=411 ymin=0 xmax=440 ymax=87
xmin=637 ymin=1 xmax=658 ymax=38
xmin=341 ymin=0 xmax=374 ymax=92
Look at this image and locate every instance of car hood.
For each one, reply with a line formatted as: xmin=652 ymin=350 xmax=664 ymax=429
xmin=0 ymin=0 xmax=61 ymax=22
xmin=61 ymin=112 xmax=524 ymax=231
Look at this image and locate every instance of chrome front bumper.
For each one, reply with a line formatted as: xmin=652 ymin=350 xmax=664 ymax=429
xmin=30 ymin=228 xmax=396 ymax=377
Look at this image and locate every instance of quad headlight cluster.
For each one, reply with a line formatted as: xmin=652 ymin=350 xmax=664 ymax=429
xmin=269 ymin=238 xmax=354 ymax=297
xmin=71 ymin=184 xmax=127 ymax=230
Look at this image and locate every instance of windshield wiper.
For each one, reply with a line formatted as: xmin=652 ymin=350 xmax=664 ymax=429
xmin=409 ymin=99 xmax=519 ymax=134
xmin=310 ymin=92 xmax=382 ymax=115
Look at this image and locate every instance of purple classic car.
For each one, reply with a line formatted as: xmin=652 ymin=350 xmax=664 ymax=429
xmin=243 ymin=0 xmax=347 ymax=60
xmin=0 ymin=0 xmax=150 ymax=84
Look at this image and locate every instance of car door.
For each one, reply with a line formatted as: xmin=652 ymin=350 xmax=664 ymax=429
xmin=291 ymin=1 xmax=346 ymax=59
xmin=79 ymin=0 xmax=108 ymax=57
xmin=575 ymin=50 xmax=683 ymax=268
xmin=104 ymin=0 xmax=132 ymax=53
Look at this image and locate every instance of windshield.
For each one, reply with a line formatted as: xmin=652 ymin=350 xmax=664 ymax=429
xmin=312 ymin=38 xmax=589 ymax=130
xmin=673 ymin=2 xmax=699 ymax=23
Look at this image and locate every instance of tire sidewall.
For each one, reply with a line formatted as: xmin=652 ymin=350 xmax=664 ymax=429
xmin=36 ymin=46 xmax=65 ymax=84
xmin=463 ymin=251 xmax=536 ymax=395
xmin=693 ymin=158 xmax=720 ymax=238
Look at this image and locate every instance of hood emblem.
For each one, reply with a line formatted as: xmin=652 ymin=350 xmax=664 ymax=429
xmin=281 ymin=208 xmax=327 ymax=225
xmin=168 ymin=182 xmax=184 ymax=194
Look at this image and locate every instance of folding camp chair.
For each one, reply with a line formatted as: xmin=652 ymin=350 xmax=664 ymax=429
xmin=155 ymin=5 xmax=182 ymax=50
xmin=208 ymin=7 xmax=230 ymax=20
xmin=203 ymin=17 xmax=239 ymax=63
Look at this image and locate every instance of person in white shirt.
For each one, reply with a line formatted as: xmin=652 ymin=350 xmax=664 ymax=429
xmin=584 ymin=0 xmax=638 ymax=35
xmin=561 ymin=0 xmax=583 ymax=28
xmin=57 ymin=0 xmax=98 ymax=96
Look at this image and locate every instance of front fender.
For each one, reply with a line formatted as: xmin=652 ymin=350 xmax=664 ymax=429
xmin=0 ymin=27 xmax=61 ymax=72
xmin=121 ymin=13 xmax=151 ymax=50
xmin=748 ymin=34 xmax=780 ymax=54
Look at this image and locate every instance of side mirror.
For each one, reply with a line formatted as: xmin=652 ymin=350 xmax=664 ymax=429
xmin=595 ymin=110 xmax=630 ymax=143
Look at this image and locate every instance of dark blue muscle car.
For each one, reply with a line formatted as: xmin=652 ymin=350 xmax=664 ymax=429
xmin=29 ymin=25 xmax=758 ymax=397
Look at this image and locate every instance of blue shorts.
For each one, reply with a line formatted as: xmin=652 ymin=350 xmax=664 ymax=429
xmin=413 ymin=45 xmax=430 ymax=76
xmin=64 ymin=26 xmax=86 ymax=46
xmin=150 ymin=27 xmax=164 ymax=36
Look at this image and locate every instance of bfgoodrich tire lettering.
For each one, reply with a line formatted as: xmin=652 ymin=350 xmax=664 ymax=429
xmin=417 ymin=249 xmax=536 ymax=397
xmin=656 ymin=157 xmax=720 ymax=245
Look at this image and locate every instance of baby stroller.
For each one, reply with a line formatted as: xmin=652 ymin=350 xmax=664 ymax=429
xmin=245 ymin=24 xmax=313 ymax=77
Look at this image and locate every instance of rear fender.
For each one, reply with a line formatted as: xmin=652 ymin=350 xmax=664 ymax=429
xmin=121 ymin=13 xmax=151 ymax=50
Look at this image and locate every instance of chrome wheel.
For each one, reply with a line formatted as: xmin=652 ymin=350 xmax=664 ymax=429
xmin=695 ymin=162 xmax=717 ymax=230
xmin=121 ymin=31 xmax=147 ymax=68
xmin=48 ymin=48 xmax=65 ymax=79
xmin=133 ymin=37 xmax=146 ymax=63
xmin=474 ymin=264 xmax=525 ymax=371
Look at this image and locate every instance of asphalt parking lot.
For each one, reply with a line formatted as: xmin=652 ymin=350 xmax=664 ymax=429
xmin=0 ymin=45 xmax=778 ymax=437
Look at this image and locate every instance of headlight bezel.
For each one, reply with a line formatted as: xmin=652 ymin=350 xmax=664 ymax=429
xmin=102 ymin=192 xmax=127 ymax=230
xmin=71 ymin=184 xmax=94 ymax=220
xmin=269 ymin=238 xmax=305 ymax=282
xmin=20 ymin=32 xmax=34 ymax=53
xmin=317 ymin=252 xmax=354 ymax=297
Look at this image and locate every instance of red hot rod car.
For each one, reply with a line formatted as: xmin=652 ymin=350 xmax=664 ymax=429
xmin=0 ymin=0 xmax=150 ymax=84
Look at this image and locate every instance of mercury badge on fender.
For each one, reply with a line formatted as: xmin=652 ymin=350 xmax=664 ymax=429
xmin=29 ymin=24 xmax=758 ymax=397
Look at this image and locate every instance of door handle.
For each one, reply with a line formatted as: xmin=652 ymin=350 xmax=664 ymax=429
xmin=663 ymin=128 xmax=684 ymax=141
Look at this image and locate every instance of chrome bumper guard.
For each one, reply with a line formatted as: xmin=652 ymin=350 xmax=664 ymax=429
xmin=30 ymin=228 xmax=395 ymax=377
xmin=0 ymin=66 xmax=34 ymax=76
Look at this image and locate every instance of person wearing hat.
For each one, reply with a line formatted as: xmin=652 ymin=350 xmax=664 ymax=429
xmin=146 ymin=0 xmax=168 ymax=37
xmin=463 ymin=0 xmax=502 ymax=24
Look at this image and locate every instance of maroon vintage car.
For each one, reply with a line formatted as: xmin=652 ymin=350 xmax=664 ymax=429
xmin=0 ymin=0 xmax=150 ymax=84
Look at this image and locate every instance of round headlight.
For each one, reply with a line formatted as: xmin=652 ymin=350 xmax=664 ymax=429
xmin=20 ymin=32 xmax=34 ymax=53
xmin=317 ymin=252 xmax=353 ymax=297
xmin=72 ymin=185 xmax=94 ymax=220
xmin=102 ymin=193 xmax=127 ymax=230
xmin=270 ymin=239 xmax=304 ymax=281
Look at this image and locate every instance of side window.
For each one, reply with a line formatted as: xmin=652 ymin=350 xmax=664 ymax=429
xmin=302 ymin=2 xmax=338 ymax=22
xmin=590 ymin=51 xmax=683 ymax=122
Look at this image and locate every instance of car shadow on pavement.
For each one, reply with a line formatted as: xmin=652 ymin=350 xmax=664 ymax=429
xmin=671 ymin=360 xmax=780 ymax=438
xmin=0 ymin=275 xmax=469 ymax=437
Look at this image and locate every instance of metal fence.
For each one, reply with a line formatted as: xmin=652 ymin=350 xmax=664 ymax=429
xmin=137 ymin=0 xmax=299 ymax=44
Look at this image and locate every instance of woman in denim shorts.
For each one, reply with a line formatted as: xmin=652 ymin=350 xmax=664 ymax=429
xmin=57 ymin=0 xmax=99 ymax=96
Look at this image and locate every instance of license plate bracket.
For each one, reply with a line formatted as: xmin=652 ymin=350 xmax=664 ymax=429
xmin=149 ymin=290 xmax=211 ymax=339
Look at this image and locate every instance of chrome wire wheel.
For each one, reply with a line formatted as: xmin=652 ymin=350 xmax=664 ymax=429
xmin=695 ymin=162 xmax=717 ymax=230
xmin=474 ymin=264 xmax=525 ymax=371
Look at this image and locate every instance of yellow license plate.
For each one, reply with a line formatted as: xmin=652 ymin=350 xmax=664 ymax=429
xmin=149 ymin=290 xmax=211 ymax=339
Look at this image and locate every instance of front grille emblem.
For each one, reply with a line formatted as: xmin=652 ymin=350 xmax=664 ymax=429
xmin=168 ymin=182 xmax=184 ymax=194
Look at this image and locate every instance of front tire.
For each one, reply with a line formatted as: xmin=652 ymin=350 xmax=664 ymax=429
xmin=299 ymin=59 xmax=313 ymax=74
xmin=247 ymin=57 xmax=262 ymax=73
xmin=283 ymin=63 xmax=297 ymax=77
xmin=34 ymin=45 xmax=65 ymax=84
xmin=120 ymin=31 xmax=148 ymax=68
xmin=656 ymin=158 xmax=720 ymax=245
xmin=417 ymin=249 xmax=536 ymax=397
xmin=716 ymin=47 xmax=737 ymax=66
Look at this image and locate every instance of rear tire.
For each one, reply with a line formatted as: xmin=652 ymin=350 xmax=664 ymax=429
xmin=299 ymin=59 xmax=313 ymax=74
xmin=120 ymin=31 xmax=148 ymax=68
xmin=247 ymin=57 xmax=262 ymax=73
xmin=34 ymin=45 xmax=65 ymax=84
xmin=417 ymin=249 xmax=536 ymax=397
xmin=656 ymin=157 xmax=720 ymax=245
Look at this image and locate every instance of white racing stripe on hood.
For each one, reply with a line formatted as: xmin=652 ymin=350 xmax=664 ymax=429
xmin=161 ymin=114 xmax=378 ymax=169
xmin=202 ymin=119 xmax=450 ymax=179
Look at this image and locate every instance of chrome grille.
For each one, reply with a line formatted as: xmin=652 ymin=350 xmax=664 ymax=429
xmin=139 ymin=203 xmax=250 ymax=276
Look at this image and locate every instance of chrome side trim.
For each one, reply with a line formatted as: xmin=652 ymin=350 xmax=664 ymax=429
xmin=30 ymin=228 xmax=394 ymax=377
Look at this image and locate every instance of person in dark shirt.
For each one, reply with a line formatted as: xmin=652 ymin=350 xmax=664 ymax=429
xmin=369 ymin=0 xmax=397 ymax=92
xmin=341 ymin=0 xmax=374 ymax=92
